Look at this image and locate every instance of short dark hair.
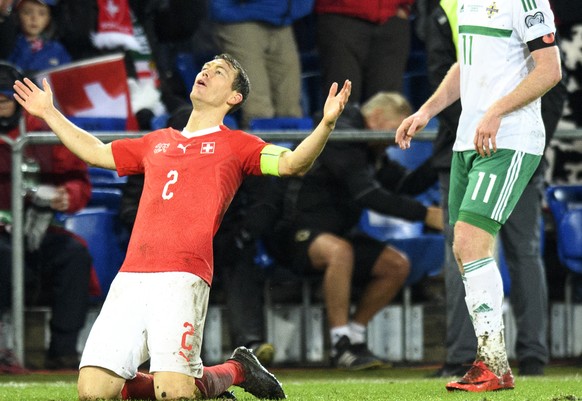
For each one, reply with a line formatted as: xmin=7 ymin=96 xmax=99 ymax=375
xmin=214 ymin=53 xmax=250 ymax=114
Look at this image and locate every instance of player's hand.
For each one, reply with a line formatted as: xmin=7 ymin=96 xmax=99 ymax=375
xmin=395 ymin=110 xmax=430 ymax=150
xmin=473 ymin=112 xmax=500 ymax=156
xmin=322 ymin=80 xmax=352 ymax=128
xmin=13 ymin=77 xmax=55 ymax=120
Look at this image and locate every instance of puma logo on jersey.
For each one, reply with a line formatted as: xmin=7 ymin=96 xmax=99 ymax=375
xmin=200 ymin=142 xmax=215 ymax=154
xmin=178 ymin=143 xmax=191 ymax=154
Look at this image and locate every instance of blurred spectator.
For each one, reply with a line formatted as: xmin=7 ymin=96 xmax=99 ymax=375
xmin=8 ymin=0 xmax=71 ymax=75
xmin=0 ymin=61 xmax=94 ymax=370
xmin=314 ymin=0 xmax=415 ymax=105
xmin=210 ymin=0 xmax=313 ymax=128
xmin=0 ymin=0 xmax=18 ymax=59
xmin=129 ymin=0 xmax=207 ymax=129
xmin=269 ymin=92 xmax=443 ymax=370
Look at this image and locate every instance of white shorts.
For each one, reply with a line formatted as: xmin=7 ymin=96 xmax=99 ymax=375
xmin=80 ymin=272 xmax=210 ymax=379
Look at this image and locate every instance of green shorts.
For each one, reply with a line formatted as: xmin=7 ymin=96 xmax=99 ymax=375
xmin=449 ymin=149 xmax=541 ymax=235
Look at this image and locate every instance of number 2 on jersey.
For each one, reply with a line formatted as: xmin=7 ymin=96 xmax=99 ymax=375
xmin=162 ymin=170 xmax=178 ymax=200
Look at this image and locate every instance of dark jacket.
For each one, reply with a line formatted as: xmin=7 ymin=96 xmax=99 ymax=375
xmin=287 ymin=104 xmax=429 ymax=236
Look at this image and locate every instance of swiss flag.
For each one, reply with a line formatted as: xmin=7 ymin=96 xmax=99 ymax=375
xmin=36 ymin=53 xmax=138 ymax=131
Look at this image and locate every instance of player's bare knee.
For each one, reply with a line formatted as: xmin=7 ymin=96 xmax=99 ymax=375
xmin=78 ymin=367 xmax=124 ymax=401
xmin=154 ymin=373 xmax=199 ymax=400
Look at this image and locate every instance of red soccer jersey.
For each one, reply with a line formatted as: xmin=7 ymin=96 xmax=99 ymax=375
xmin=111 ymin=125 xmax=267 ymax=284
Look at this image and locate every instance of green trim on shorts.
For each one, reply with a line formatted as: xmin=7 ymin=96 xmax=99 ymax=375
xmin=260 ymin=144 xmax=291 ymax=177
xmin=449 ymin=149 xmax=541 ymax=227
xmin=458 ymin=210 xmax=501 ymax=235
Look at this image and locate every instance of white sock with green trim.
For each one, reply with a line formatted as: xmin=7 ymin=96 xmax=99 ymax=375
xmin=463 ymin=257 xmax=509 ymax=375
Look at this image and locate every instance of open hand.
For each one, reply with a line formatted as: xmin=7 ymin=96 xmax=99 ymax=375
xmin=13 ymin=78 xmax=54 ymax=120
xmin=322 ymin=80 xmax=352 ymax=128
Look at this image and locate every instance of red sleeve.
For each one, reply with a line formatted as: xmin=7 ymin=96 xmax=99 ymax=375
xmin=233 ymin=130 xmax=268 ymax=176
xmin=111 ymin=134 xmax=151 ymax=176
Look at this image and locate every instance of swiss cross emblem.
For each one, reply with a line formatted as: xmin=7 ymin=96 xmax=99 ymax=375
xmin=200 ymin=142 xmax=216 ymax=154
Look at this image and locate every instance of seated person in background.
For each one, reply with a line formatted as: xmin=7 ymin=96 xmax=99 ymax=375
xmin=0 ymin=61 xmax=92 ymax=370
xmin=269 ymin=92 xmax=443 ymax=370
xmin=9 ymin=0 xmax=71 ymax=75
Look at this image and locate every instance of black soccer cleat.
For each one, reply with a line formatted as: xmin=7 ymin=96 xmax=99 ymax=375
xmin=331 ymin=335 xmax=384 ymax=371
xmin=228 ymin=346 xmax=286 ymax=399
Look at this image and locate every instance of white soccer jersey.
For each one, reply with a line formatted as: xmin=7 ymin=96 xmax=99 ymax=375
xmin=454 ymin=0 xmax=556 ymax=154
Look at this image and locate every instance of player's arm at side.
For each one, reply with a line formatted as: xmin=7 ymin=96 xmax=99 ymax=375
xmin=486 ymin=40 xmax=562 ymax=119
xmin=13 ymin=78 xmax=116 ymax=169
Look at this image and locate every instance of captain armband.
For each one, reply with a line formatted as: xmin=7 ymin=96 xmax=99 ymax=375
xmin=527 ymin=32 xmax=557 ymax=52
xmin=260 ymin=144 xmax=291 ymax=177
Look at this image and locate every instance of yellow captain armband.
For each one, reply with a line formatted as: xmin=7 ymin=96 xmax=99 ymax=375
xmin=260 ymin=144 xmax=291 ymax=176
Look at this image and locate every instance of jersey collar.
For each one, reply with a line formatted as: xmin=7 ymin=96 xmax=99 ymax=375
xmin=181 ymin=125 xmax=221 ymax=139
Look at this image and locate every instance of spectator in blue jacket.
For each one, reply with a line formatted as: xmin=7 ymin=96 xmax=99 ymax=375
xmin=210 ymin=0 xmax=313 ymax=128
xmin=9 ymin=0 xmax=71 ymax=76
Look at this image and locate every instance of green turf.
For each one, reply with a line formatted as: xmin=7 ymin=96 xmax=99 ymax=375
xmin=0 ymin=365 xmax=581 ymax=400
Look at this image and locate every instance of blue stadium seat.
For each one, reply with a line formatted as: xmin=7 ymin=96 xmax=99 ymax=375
xmin=249 ymin=117 xmax=314 ymax=131
xmin=358 ymin=210 xmax=444 ymax=286
xmin=360 ymin=141 xmax=445 ymax=285
xmin=249 ymin=117 xmax=314 ymax=149
xmin=88 ymin=167 xmax=127 ymax=188
xmin=546 ymin=185 xmax=582 ymax=275
xmin=87 ymin=187 xmax=123 ymax=212
xmin=386 ymin=141 xmax=440 ymax=206
xmin=175 ymin=52 xmax=197 ymax=91
xmin=62 ymin=207 xmax=127 ymax=302
xmin=150 ymin=113 xmax=169 ymax=130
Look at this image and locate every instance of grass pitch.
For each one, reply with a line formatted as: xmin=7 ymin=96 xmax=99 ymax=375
xmin=0 ymin=364 xmax=581 ymax=400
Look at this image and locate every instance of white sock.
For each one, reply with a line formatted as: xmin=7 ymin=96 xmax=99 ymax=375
xmin=348 ymin=321 xmax=367 ymax=344
xmin=330 ymin=325 xmax=351 ymax=349
xmin=463 ymin=257 xmax=509 ymax=375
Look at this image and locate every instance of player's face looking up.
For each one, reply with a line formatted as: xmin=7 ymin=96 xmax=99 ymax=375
xmin=191 ymin=59 xmax=243 ymax=111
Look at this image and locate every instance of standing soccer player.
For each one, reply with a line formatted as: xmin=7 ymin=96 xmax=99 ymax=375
xmin=396 ymin=0 xmax=561 ymax=392
xmin=13 ymin=53 xmax=351 ymax=400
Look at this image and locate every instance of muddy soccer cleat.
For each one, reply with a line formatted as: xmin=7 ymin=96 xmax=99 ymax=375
xmin=446 ymin=360 xmax=515 ymax=392
xmin=229 ymin=346 xmax=286 ymax=399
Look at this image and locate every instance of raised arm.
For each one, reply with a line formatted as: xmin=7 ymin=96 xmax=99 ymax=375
xmin=277 ymin=79 xmax=352 ymax=176
xmin=13 ymin=78 xmax=116 ymax=169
